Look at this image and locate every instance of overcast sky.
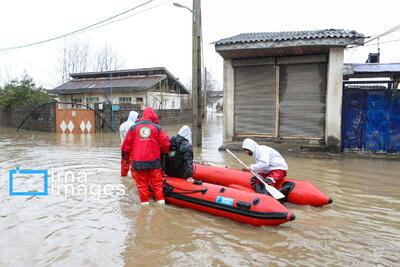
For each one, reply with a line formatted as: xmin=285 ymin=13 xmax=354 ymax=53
xmin=1 ymin=0 xmax=399 ymax=89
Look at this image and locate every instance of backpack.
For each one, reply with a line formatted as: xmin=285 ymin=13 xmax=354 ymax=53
xmin=166 ymin=136 xmax=178 ymax=160
xmin=162 ymin=136 xmax=185 ymax=177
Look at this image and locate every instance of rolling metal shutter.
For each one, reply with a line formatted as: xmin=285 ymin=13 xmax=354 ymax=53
xmin=279 ymin=63 xmax=327 ymax=137
xmin=234 ymin=65 xmax=276 ymax=135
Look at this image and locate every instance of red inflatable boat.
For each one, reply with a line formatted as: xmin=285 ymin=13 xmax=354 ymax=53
xmin=192 ymin=163 xmax=332 ymax=207
xmin=163 ymin=177 xmax=295 ymax=226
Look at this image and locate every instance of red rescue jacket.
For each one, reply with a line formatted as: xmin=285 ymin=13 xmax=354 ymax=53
xmin=122 ymin=107 xmax=170 ymax=170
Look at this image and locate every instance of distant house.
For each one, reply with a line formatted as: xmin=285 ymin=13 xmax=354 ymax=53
xmin=50 ymin=67 xmax=190 ymax=110
xmin=208 ymin=90 xmax=223 ymax=110
xmin=214 ymin=29 xmax=365 ymax=152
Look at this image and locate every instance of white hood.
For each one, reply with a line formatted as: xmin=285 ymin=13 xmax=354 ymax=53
xmin=242 ymin=138 xmax=288 ymax=173
xmin=119 ymin=111 xmax=139 ymax=144
xmin=242 ymin=138 xmax=258 ymax=153
xmin=178 ymin=125 xmax=192 ymax=143
xmin=127 ymin=111 xmax=139 ymax=123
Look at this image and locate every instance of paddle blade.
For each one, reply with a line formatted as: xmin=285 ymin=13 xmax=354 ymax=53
xmin=264 ymin=183 xmax=285 ymax=199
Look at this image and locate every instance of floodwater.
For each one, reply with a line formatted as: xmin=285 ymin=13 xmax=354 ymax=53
xmin=0 ymin=111 xmax=399 ymax=266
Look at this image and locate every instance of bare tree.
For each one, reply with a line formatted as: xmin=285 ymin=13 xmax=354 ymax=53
xmin=0 ymin=61 xmax=13 ymax=86
xmin=56 ymin=39 xmax=124 ymax=84
xmin=57 ymin=39 xmax=90 ymax=84
xmin=93 ymin=43 xmax=124 ymax=72
xmin=148 ymin=78 xmax=170 ymax=110
xmin=203 ymin=68 xmax=218 ymax=105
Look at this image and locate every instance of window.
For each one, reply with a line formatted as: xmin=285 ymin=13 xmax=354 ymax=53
xmin=136 ymin=97 xmax=143 ymax=103
xmin=86 ymin=97 xmax=99 ymax=103
xmin=72 ymin=98 xmax=82 ymax=109
xmin=119 ymin=97 xmax=131 ymax=104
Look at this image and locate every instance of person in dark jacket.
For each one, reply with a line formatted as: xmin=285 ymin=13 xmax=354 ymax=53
xmin=162 ymin=125 xmax=193 ymax=179
xmin=122 ymin=107 xmax=170 ymax=205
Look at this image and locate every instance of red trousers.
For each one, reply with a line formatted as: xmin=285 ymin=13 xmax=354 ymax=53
xmin=121 ymin=157 xmax=130 ymax=176
xmin=260 ymin=170 xmax=287 ymax=187
xmin=133 ymin=169 xmax=164 ymax=203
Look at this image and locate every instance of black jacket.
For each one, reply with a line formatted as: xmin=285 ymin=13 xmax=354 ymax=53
xmin=162 ymin=135 xmax=193 ymax=178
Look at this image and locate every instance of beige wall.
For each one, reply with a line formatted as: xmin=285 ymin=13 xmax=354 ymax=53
xmin=223 ymin=59 xmax=235 ymax=142
xmin=325 ymin=47 xmax=344 ymax=151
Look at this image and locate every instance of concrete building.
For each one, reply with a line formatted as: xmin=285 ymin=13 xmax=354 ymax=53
xmin=50 ymin=67 xmax=190 ymax=110
xmin=214 ymin=29 xmax=364 ymax=152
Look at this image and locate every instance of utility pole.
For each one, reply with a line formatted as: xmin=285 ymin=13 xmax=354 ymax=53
xmin=192 ymin=0 xmax=202 ymax=146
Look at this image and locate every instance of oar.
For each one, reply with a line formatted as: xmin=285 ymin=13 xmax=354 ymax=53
xmin=226 ymin=149 xmax=285 ymax=199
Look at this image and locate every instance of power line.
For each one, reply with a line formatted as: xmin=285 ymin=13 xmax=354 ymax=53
xmin=82 ymin=0 xmax=173 ymax=34
xmin=0 ymin=0 xmax=153 ymax=52
xmin=1 ymin=51 xmax=56 ymax=76
xmin=346 ymin=37 xmax=400 ymax=50
xmin=364 ymin=24 xmax=400 ymax=45
xmin=346 ymin=24 xmax=400 ymax=50
xmin=364 ymin=38 xmax=400 ymax=47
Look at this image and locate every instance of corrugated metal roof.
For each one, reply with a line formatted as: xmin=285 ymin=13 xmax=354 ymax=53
xmin=50 ymin=66 xmax=190 ymax=95
xmin=71 ymin=67 xmax=171 ymax=79
xmin=51 ymin=75 xmax=166 ymax=94
xmin=69 ymin=67 xmax=188 ymax=94
xmin=351 ymin=63 xmax=400 ymax=73
xmin=214 ymin=29 xmax=364 ymax=45
xmin=56 ymin=75 xmax=165 ymax=90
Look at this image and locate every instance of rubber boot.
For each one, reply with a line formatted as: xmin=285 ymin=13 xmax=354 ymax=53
xmin=156 ymin=200 xmax=165 ymax=205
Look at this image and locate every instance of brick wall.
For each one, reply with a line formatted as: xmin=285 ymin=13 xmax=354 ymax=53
xmin=0 ymin=103 xmax=56 ymax=132
xmin=1 ymin=103 xmax=192 ymax=133
xmin=155 ymin=109 xmax=192 ymax=125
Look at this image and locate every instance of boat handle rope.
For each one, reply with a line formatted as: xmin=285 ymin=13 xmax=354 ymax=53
xmin=164 ymin=183 xmax=208 ymax=195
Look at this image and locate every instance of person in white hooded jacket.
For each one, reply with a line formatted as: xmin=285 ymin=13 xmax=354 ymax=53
xmin=242 ymin=138 xmax=288 ymax=192
xmin=119 ymin=111 xmax=139 ymax=176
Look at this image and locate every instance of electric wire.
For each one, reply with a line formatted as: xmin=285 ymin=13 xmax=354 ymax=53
xmin=80 ymin=0 xmax=173 ymax=34
xmin=0 ymin=0 xmax=153 ymax=52
xmin=364 ymin=38 xmax=400 ymax=47
xmin=364 ymin=24 xmax=400 ymax=45
xmin=0 ymin=0 xmax=172 ymax=87
xmin=347 ymin=24 xmax=400 ymax=50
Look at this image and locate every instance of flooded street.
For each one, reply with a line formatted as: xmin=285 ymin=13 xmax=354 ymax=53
xmin=1 ymin=112 xmax=399 ymax=266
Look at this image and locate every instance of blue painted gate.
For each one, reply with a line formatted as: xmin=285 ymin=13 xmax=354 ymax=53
xmin=342 ymin=87 xmax=400 ymax=152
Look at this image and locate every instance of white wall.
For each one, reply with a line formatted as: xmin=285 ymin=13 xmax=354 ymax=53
xmin=59 ymin=91 xmax=184 ymax=110
xmin=146 ymin=92 xmax=182 ymax=109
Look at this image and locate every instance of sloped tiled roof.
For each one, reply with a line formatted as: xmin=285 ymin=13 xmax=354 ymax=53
xmin=214 ymin=29 xmax=364 ymax=45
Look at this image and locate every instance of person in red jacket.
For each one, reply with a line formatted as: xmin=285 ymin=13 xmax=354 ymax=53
xmin=122 ymin=107 xmax=170 ymax=206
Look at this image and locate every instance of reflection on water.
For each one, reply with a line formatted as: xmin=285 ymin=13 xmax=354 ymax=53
xmin=57 ymin=133 xmax=95 ymax=147
xmin=1 ymin=112 xmax=399 ymax=266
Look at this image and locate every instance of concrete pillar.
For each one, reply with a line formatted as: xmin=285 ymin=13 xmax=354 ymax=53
xmin=325 ymin=47 xmax=344 ymax=152
xmin=223 ymin=59 xmax=235 ymax=142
